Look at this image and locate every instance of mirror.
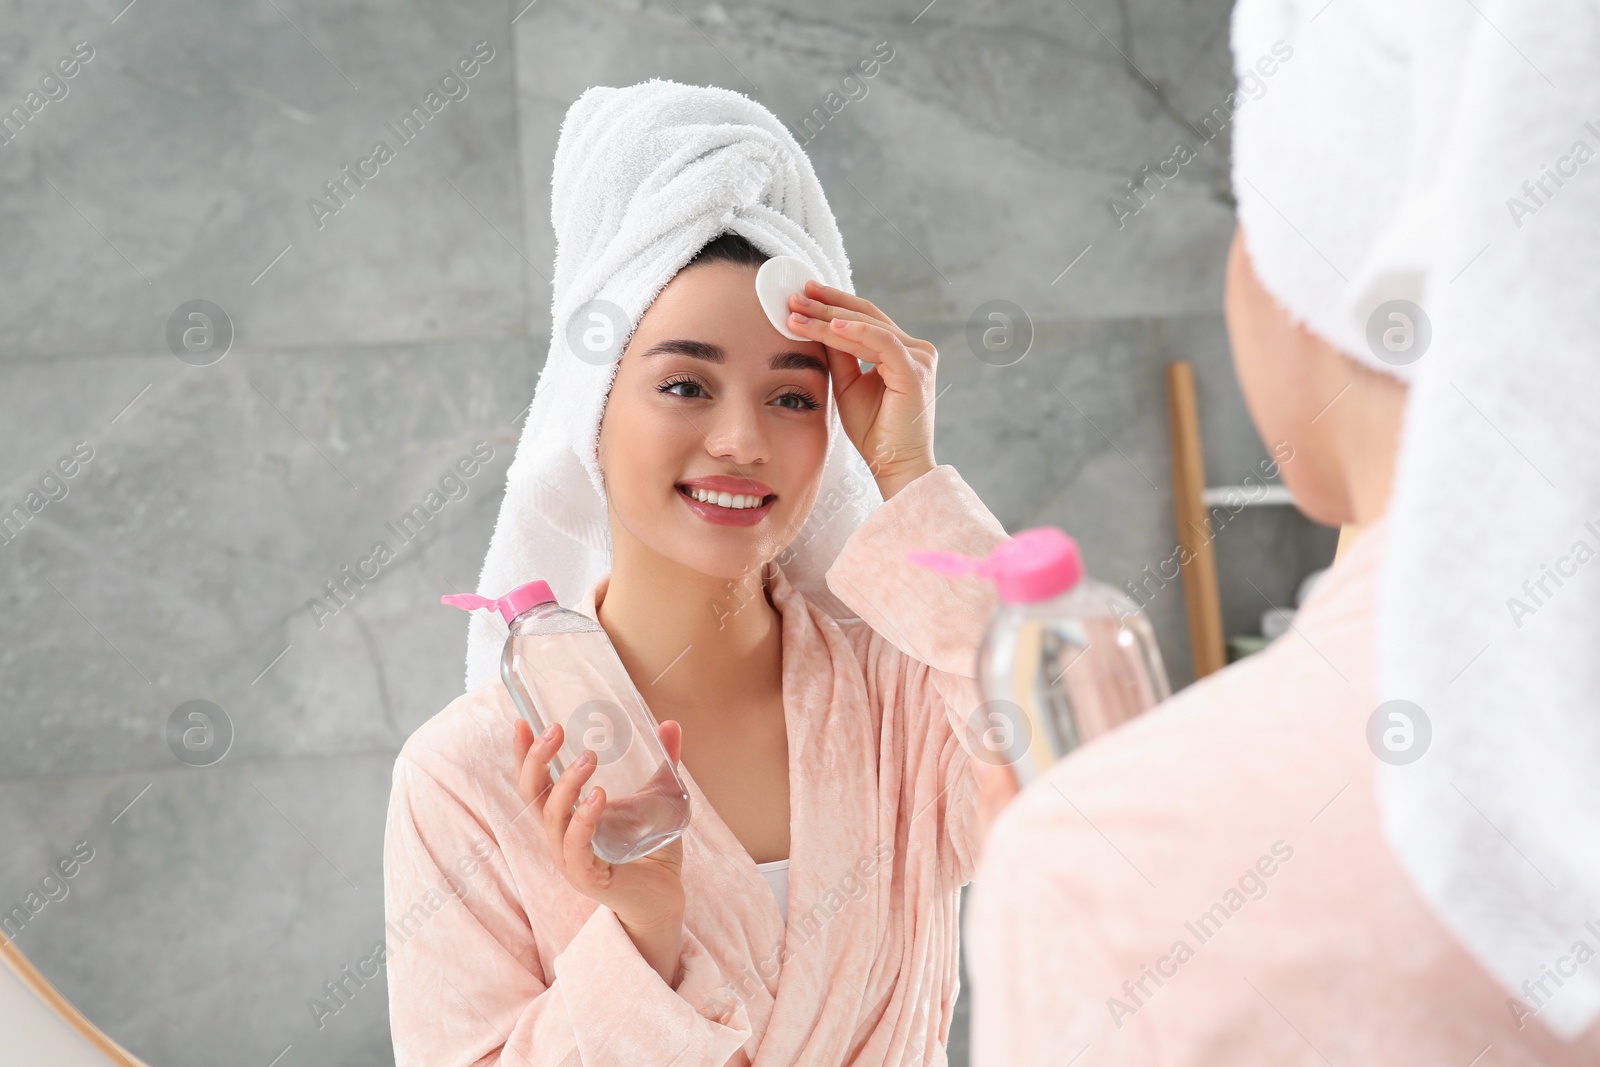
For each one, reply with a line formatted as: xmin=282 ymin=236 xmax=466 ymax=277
xmin=0 ymin=1 xmax=1335 ymax=1063
xmin=3 ymin=936 xmax=151 ymax=1066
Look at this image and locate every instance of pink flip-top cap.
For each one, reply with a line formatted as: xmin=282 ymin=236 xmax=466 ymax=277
xmin=441 ymin=580 xmax=557 ymax=624
xmin=906 ymin=527 xmax=1083 ymax=604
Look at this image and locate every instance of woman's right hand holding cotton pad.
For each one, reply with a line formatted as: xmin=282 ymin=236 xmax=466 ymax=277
xmin=513 ymin=717 xmax=689 ymax=986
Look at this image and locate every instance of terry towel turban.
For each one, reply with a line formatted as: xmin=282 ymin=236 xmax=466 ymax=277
xmin=1231 ymin=0 xmax=1600 ymax=1038
xmin=462 ymin=78 xmax=884 ymax=696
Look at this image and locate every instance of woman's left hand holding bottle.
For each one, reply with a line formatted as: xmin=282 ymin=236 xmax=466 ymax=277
xmin=513 ymin=717 xmax=689 ymax=987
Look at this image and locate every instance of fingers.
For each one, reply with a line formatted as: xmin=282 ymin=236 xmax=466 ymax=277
xmin=796 ymin=281 xmax=936 ymax=356
xmin=822 ymin=318 xmax=930 ymax=395
xmin=543 ymin=747 xmax=596 ymax=860
xmin=515 ymin=722 xmax=613 ymax=886
xmin=658 ymin=720 xmax=682 ymax=766
xmin=800 ymin=279 xmax=890 ymax=328
xmin=563 ymin=782 xmax=607 ymax=878
xmin=821 ymin=343 xmax=866 ymax=400
xmin=788 ymin=296 xmax=932 ymax=375
xmin=785 ymin=303 xmax=885 ymax=365
xmin=787 ymin=290 xmax=896 ymax=357
xmin=513 ymin=717 xmax=533 ymax=765
xmin=516 ymin=720 xmax=562 ymax=813
xmin=788 ymin=293 xmax=877 ymax=333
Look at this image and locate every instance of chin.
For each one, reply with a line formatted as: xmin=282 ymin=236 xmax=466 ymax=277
xmin=616 ymin=484 xmax=818 ymax=584
xmin=657 ymin=545 xmax=775 ymax=593
xmin=642 ymin=515 xmax=778 ymax=583
xmin=1277 ymin=466 xmax=1351 ymax=529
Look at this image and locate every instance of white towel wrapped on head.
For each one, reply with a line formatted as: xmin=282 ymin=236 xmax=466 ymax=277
xmin=463 ymin=78 xmax=884 ymax=695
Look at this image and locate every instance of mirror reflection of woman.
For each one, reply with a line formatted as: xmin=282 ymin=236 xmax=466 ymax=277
xmin=382 ymin=81 xmax=1009 ymax=1066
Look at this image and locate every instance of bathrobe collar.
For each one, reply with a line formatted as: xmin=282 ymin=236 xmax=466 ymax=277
xmin=572 ymin=561 xmax=884 ymax=1030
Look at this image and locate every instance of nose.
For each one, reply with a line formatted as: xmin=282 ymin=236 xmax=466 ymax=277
xmin=701 ymin=397 xmax=770 ymax=466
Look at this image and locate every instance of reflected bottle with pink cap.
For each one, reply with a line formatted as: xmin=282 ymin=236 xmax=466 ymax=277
xmin=442 ymin=581 xmax=691 ymax=863
xmin=909 ymin=528 xmax=1171 ymax=788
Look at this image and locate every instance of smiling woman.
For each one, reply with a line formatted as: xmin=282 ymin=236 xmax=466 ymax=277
xmin=383 ymin=79 xmax=1013 ymax=1067
xmin=598 ymin=232 xmax=831 ymax=579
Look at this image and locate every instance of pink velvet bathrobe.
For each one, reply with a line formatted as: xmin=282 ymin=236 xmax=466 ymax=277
xmin=384 ymin=464 xmax=1009 ymax=1066
xmin=966 ymin=517 xmax=1600 ymax=1065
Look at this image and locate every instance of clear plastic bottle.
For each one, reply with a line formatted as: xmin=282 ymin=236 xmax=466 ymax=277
xmin=443 ymin=581 xmax=691 ymax=863
xmin=909 ymin=528 xmax=1171 ymax=788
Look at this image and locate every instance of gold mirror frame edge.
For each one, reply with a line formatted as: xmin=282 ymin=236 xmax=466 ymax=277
xmin=1 ymin=932 xmax=154 ymax=1066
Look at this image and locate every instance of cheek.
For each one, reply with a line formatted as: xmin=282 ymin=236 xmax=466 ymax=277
xmin=1225 ymin=238 xmax=1304 ymax=444
xmin=603 ymin=391 xmax=689 ymax=479
xmin=772 ymin=416 xmax=831 ymax=516
xmin=1224 ymin=233 xmax=1350 ymax=521
xmin=774 ymin=410 xmax=830 ymax=485
xmin=794 ymin=411 xmax=831 ymax=465
xmin=601 ymin=401 xmax=693 ymax=545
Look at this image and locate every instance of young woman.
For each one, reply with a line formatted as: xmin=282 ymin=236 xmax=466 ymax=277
xmin=385 ymin=81 xmax=1011 ymax=1067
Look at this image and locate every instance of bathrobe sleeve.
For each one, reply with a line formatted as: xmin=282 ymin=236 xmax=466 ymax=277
xmin=384 ymin=751 xmax=754 ymax=1067
xmin=823 ymin=464 xmax=1010 ymax=885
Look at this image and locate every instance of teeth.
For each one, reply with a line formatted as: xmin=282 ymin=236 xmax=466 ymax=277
xmin=684 ymin=486 xmax=766 ymax=509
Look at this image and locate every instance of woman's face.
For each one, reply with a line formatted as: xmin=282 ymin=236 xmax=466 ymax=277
xmin=597 ymin=259 xmax=833 ymax=582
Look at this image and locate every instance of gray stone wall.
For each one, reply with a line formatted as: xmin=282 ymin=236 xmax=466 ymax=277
xmin=0 ymin=1 xmax=1335 ymax=1063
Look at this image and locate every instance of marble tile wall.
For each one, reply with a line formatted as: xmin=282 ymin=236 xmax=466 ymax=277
xmin=0 ymin=0 xmax=1336 ymax=1063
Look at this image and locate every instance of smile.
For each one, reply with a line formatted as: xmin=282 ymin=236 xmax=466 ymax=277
xmin=676 ymin=484 xmax=777 ymax=527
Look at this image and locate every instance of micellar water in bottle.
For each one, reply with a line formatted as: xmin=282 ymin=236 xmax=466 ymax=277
xmin=908 ymin=528 xmax=1171 ymax=788
xmin=443 ymin=581 xmax=691 ymax=863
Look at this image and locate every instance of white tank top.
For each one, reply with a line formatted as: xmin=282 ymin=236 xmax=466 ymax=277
xmin=755 ymin=858 xmax=790 ymax=916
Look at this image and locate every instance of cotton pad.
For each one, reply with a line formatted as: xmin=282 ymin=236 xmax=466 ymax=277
xmin=755 ymin=255 xmax=821 ymax=341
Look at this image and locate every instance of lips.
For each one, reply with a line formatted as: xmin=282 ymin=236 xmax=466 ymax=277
xmin=676 ymin=475 xmax=775 ymax=497
xmin=675 ymin=483 xmax=776 ymax=527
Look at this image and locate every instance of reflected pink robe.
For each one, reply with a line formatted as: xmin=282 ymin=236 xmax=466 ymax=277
xmin=967 ymin=516 xmax=1600 ymax=1065
xmin=384 ymin=465 xmax=1009 ymax=1066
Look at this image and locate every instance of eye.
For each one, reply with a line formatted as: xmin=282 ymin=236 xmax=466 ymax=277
xmin=657 ymin=375 xmax=706 ymax=399
xmin=776 ymin=389 xmax=821 ymax=412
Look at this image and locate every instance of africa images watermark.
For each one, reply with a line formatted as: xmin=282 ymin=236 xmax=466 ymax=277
xmin=1105 ymin=839 xmax=1295 ymax=1028
xmin=786 ymin=41 xmax=895 ymax=145
xmin=306 ymin=440 xmax=495 ymax=628
xmin=709 ymin=438 xmax=902 ymax=632
xmin=1108 ymin=40 xmax=1293 ymax=229
xmin=2 ymin=840 xmax=97 ymax=941
xmin=1505 ymin=518 xmax=1600 ymax=630
xmin=0 ymin=40 xmax=96 ymax=149
xmin=705 ymin=840 xmax=896 ymax=1016
xmin=1507 ymin=918 xmax=1600 ymax=1032
xmin=306 ymin=40 xmax=496 ymax=232
xmin=166 ymin=699 xmax=235 ymax=767
xmin=308 ymin=836 xmax=496 ymax=1031
xmin=0 ymin=440 xmax=96 ymax=549
xmin=1118 ymin=441 xmax=1296 ymax=618
xmin=1505 ymin=117 xmax=1600 ymax=231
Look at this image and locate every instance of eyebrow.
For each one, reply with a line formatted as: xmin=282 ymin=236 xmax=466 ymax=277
xmin=639 ymin=338 xmax=828 ymax=377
